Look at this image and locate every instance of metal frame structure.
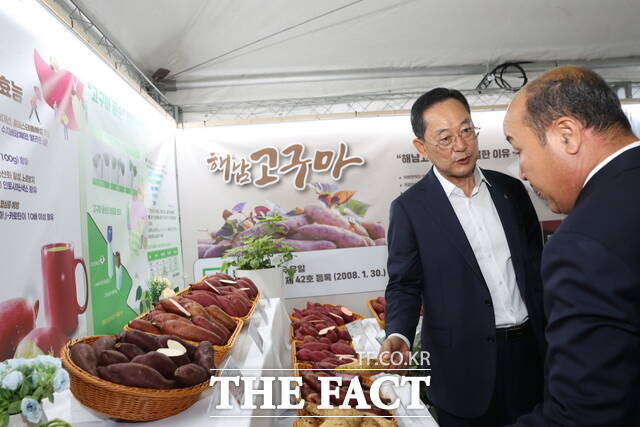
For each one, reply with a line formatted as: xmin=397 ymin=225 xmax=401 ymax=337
xmin=40 ymin=0 xmax=177 ymax=118
xmin=39 ymin=0 xmax=640 ymax=125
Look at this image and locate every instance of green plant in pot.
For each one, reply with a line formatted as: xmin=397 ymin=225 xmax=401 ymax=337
xmin=221 ymin=215 xmax=295 ymax=298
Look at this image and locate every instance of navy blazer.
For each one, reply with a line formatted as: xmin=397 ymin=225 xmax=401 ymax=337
xmin=385 ymin=167 xmax=546 ymax=418
xmin=511 ymin=146 xmax=640 ymax=427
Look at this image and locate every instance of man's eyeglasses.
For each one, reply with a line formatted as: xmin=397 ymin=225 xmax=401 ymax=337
xmin=425 ymin=126 xmax=480 ymax=149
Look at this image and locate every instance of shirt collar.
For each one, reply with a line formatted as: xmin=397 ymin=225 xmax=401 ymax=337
xmin=583 ymin=140 xmax=640 ymax=188
xmin=433 ymin=165 xmax=491 ymax=197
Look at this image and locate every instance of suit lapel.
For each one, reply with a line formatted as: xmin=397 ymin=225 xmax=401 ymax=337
xmin=485 ymin=173 xmax=527 ymax=298
xmin=418 ymin=170 xmax=485 ymax=282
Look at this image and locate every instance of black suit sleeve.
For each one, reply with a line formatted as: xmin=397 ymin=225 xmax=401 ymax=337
xmin=384 ymin=198 xmax=423 ymax=346
xmin=509 ymin=232 xmax=640 ymax=427
xmin=515 ymin=180 xmax=543 ymax=275
xmin=514 ymin=180 xmax=546 ymax=358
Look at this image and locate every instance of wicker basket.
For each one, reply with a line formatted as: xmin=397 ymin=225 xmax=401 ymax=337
xmin=367 ymin=299 xmax=385 ymax=329
xmin=124 ymin=316 xmax=244 ymax=367
xmin=61 ymin=336 xmax=211 ymax=421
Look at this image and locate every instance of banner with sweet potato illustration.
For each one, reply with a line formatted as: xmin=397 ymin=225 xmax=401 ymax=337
xmin=176 ymin=108 xmax=593 ymax=297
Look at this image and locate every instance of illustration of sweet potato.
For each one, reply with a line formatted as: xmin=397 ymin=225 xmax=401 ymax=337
xmin=296 ymin=224 xmax=370 ymax=248
xmin=97 ymin=363 xmax=176 ymax=389
xmin=200 ymin=241 xmax=232 ymax=259
xmin=361 ymin=221 xmax=386 ymax=240
xmin=131 ymin=351 xmax=178 ymax=379
xmin=303 ymin=204 xmax=350 ymax=229
xmin=282 ymin=239 xmax=337 ymax=252
xmin=98 ymin=349 xmax=129 ymax=365
xmin=375 ymin=238 xmax=387 ymax=246
xmin=282 ymin=214 xmax=309 ymax=232
xmin=348 ymin=221 xmax=369 ymax=237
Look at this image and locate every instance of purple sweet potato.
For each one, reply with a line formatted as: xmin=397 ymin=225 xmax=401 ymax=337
xmin=114 ymin=342 xmax=145 ymax=360
xmin=131 ymin=351 xmax=177 ymax=378
xmin=118 ymin=330 xmax=160 ymax=352
xmin=304 ymin=204 xmax=350 ymax=229
xmin=174 ymin=363 xmax=209 ymax=387
xmin=128 ymin=319 xmax=162 ymax=335
xmin=194 ymin=341 xmax=215 ymax=372
xmin=362 ymin=222 xmax=386 ymax=240
xmin=201 ymin=241 xmax=232 ymax=258
xmin=282 ymin=239 xmax=336 ymax=252
xmin=70 ymin=343 xmax=97 ymax=376
xmin=97 ymin=362 xmax=176 ymax=389
xmin=98 ymin=349 xmax=129 ymax=365
xmin=349 ymin=221 xmax=370 ymax=237
xmin=296 ymin=224 xmax=370 ymax=248
xmin=91 ymin=336 xmax=116 ymax=355
xmin=282 ymin=214 xmax=309 ymax=232
xmin=375 ymin=238 xmax=387 ymax=246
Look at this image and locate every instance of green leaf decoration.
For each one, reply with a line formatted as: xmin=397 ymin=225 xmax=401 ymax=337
xmin=342 ymin=199 xmax=370 ymax=217
xmin=135 ymin=286 xmax=142 ymax=300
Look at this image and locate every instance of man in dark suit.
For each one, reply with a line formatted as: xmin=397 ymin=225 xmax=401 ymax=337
xmin=504 ymin=67 xmax=640 ymax=426
xmin=379 ymin=88 xmax=546 ymax=426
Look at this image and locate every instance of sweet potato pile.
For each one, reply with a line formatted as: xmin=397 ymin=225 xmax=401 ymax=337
xmin=299 ymin=369 xmax=393 ymax=419
xmin=370 ymin=297 xmax=386 ymax=321
xmin=128 ymin=273 xmax=257 ymax=345
xmin=70 ymin=330 xmax=213 ymax=389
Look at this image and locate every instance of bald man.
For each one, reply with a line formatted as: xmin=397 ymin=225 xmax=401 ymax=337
xmin=504 ymin=67 xmax=640 ymax=426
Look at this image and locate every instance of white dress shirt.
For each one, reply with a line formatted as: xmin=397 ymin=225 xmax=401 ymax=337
xmin=390 ymin=166 xmax=529 ymax=348
xmin=583 ymin=140 xmax=640 ymax=187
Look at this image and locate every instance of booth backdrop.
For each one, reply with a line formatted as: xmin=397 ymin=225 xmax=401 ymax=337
xmin=0 ymin=0 xmax=182 ymax=361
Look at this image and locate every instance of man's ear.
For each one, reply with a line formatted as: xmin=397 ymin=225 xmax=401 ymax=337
xmin=413 ymin=138 xmax=429 ymax=159
xmin=548 ymin=116 xmax=583 ymax=155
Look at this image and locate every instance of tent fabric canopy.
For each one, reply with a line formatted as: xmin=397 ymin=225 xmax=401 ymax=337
xmin=74 ymin=0 xmax=640 ymax=117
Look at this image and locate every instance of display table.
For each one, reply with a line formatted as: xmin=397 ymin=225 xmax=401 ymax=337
xmin=44 ymin=298 xmax=437 ymax=426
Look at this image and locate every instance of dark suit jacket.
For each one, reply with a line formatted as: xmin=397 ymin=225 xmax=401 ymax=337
xmin=385 ymin=167 xmax=546 ymax=418
xmin=511 ymin=147 xmax=640 ymax=427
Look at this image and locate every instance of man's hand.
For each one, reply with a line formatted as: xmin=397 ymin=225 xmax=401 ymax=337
xmin=378 ymin=336 xmax=410 ymax=375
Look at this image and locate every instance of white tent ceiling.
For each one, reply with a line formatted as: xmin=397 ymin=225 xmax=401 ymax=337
xmin=70 ymin=0 xmax=640 ymax=120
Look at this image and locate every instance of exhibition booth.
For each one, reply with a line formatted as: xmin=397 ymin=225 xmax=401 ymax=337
xmin=1 ymin=1 xmax=640 ymax=425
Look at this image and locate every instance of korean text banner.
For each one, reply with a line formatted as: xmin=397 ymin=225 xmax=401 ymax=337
xmin=176 ymin=112 xmax=564 ymax=298
xmin=0 ymin=0 xmax=182 ymax=362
